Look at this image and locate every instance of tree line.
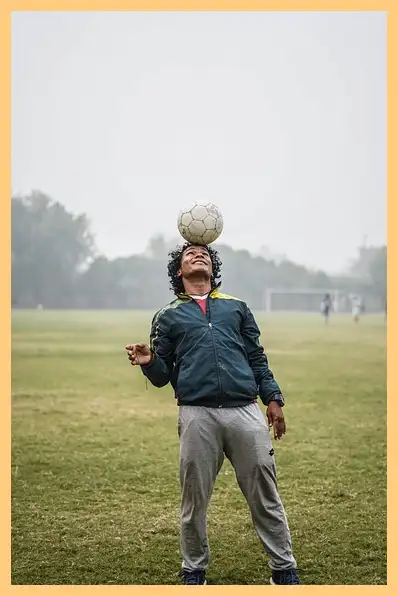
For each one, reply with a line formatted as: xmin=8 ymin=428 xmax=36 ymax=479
xmin=11 ymin=192 xmax=386 ymax=311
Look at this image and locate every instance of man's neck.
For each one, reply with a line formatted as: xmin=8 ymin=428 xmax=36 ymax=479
xmin=182 ymin=279 xmax=211 ymax=297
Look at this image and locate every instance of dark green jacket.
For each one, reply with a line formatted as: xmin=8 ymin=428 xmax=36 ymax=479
xmin=141 ymin=286 xmax=283 ymax=408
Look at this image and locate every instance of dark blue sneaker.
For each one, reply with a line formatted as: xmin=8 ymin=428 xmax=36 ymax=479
xmin=179 ymin=569 xmax=207 ymax=585
xmin=270 ymin=568 xmax=301 ymax=585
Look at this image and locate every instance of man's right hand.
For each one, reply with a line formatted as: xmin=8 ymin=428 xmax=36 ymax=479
xmin=125 ymin=343 xmax=153 ymax=366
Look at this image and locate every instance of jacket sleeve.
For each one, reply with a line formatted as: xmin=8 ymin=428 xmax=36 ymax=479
xmin=140 ymin=309 xmax=174 ymax=388
xmin=241 ymin=304 xmax=283 ymax=406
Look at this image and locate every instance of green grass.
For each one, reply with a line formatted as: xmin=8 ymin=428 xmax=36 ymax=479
xmin=11 ymin=310 xmax=386 ymax=585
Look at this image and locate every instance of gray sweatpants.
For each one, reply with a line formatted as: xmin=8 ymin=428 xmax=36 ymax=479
xmin=178 ymin=401 xmax=297 ymax=572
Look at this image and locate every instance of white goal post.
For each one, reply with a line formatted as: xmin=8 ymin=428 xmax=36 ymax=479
xmin=263 ymin=288 xmax=342 ymax=313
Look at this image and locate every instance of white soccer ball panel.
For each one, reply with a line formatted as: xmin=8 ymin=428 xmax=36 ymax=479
xmin=180 ymin=212 xmax=193 ymax=226
xmin=177 ymin=218 xmax=185 ymax=233
xmin=203 ymin=215 xmax=216 ymax=230
xmin=178 ymin=224 xmax=188 ymax=238
xmin=215 ymin=215 xmax=224 ymax=234
xmin=202 ymin=228 xmax=219 ymax=244
xmin=205 ymin=203 xmax=221 ymax=219
xmin=190 ymin=234 xmax=206 ymax=245
xmin=191 ymin=205 xmax=208 ymax=221
xmin=188 ymin=219 xmax=206 ymax=235
xmin=179 ymin=227 xmax=203 ymax=244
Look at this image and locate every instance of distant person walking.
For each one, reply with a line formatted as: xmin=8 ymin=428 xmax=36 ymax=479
xmin=320 ymin=294 xmax=333 ymax=324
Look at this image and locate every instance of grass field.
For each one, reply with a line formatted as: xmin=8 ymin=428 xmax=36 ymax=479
xmin=11 ymin=310 xmax=386 ymax=585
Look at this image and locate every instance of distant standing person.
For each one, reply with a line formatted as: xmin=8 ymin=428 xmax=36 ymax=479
xmin=320 ymin=294 xmax=333 ymax=324
xmin=351 ymin=295 xmax=362 ymax=323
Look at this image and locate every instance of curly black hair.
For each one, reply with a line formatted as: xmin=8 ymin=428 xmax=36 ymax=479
xmin=167 ymin=242 xmax=222 ymax=295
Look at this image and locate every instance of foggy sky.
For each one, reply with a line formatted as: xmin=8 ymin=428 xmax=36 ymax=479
xmin=11 ymin=11 xmax=386 ymax=274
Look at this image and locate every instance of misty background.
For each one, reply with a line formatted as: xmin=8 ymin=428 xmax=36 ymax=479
xmin=11 ymin=11 xmax=386 ymax=311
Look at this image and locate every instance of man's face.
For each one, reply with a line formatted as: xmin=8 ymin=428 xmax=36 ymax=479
xmin=178 ymin=245 xmax=213 ymax=280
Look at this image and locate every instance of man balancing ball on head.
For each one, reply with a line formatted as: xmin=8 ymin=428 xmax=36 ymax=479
xmin=125 ymin=242 xmax=301 ymax=586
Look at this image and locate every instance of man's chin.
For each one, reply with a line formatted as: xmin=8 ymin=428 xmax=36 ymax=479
xmin=186 ymin=268 xmax=211 ymax=279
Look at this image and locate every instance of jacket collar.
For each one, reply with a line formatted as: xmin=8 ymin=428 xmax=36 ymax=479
xmin=177 ymin=281 xmax=222 ymax=301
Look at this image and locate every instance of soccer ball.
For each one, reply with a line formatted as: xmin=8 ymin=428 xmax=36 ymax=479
xmin=177 ymin=202 xmax=223 ymax=245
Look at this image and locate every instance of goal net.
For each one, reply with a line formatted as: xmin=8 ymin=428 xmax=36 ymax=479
xmin=263 ymin=288 xmax=342 ymax=313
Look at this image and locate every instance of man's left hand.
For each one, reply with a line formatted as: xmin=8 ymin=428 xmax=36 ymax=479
xmin=266 ymin=401 xmax=286 ymax=440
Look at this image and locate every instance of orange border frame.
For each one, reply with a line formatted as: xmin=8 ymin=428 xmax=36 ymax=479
xmin=2 ymin=2 xmax=395 ymax=594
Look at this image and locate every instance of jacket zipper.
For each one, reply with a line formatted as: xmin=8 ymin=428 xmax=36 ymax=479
xmin=206 ymin=297 xmax=223 ymax=407
xmin=189 ymin=294 xmax=223 ymax=407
